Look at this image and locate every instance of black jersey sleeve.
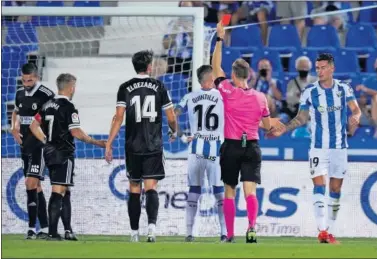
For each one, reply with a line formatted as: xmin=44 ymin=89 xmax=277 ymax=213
xmin=116 ymin=84 xmax=127 ymax=108
xmin=66 ymin=104 xmax=81 ymax=130
xmin=160 ymin=82 xmax=173 ymax=110
xmin=39 ymin=85 xmax=55 ymax=104
xmin=14 ymin=90 xmax=22 ymax=113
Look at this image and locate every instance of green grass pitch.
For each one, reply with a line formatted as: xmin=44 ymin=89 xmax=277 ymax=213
xmin=2 ymin=235 xmax=377 ymax=258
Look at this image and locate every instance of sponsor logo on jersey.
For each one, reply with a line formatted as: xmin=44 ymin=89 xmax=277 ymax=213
xmin=19 ymin=116 xmax=34 ymax=125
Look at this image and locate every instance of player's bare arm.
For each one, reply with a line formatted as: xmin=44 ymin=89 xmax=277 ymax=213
xmin=347 ymin=99 xmax=361 ymax=127
xmin=211 ymin=22 xmax=226 ymax=79
xmin=165 ymin=107 xmax=178 ymax=141
xmin=268 ymin=109 xmax=309 ymax=137
xmin=29 ymin=118 xmax=46 ymax=144
xmin=70 ymin=128 xmax=106 ymax=148
xmin=11 ymin=109 xmax=22 ymax=145
xmin=105 ymin=106 xmax=125 ymax=163
xmin=259 ymin=117 xmax=282 ymax=130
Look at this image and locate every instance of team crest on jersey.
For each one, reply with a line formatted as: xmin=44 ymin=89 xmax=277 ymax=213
xmin=71 ymin=113 xmax=80 ymax=123
xmin=337 ymin=91 xmax=343 ymax=97
xmin=317 ymin=105 xmax=325 ymax=113
xmin=32 ymin=103 xmax=37 ymax=110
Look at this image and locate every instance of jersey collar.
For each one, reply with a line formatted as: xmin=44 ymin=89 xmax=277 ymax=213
xmin=135 ymin=74 xmax=149 ymax=79
xmin=55 ymin=95 xmax=70 ymax=101
xmin=25 ymin=82 xmax=41 ymax=96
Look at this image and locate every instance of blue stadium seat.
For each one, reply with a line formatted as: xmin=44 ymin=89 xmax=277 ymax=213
xmin=67 ymin=1 xmax=103 ymax=27
xmin=345 ymin=24 xmax=377 ymax=54
xmin=5 ymin=22 xmax=39 ymax=52
xmin=230 ymin=25 xmax=263 ymax=53
xmin=251 ymin=48 xmax=282 ymax=73
xmin=333 ymin=49 xmax=360 ymax=77
xmin=289 ymin=49 xmax=318 ymax=73
xmin=32 ymin=1 xmax=66 ymax=26
xmin=358 ymin=1 xmax=377 ymax=26
xmin=268 ymin=24 xmax=301 ymax=54
xmin=158 ymin=73 xmax=189 ymax=103
xmin=366 ymin=52 xmax=377 ymax=73
xmin=221 ymin=48 xmax=242 ymax=76
xmin=306 ymin=25 xmax=340 ymax=52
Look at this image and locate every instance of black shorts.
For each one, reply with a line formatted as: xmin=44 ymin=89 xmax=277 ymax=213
xmin=47 ymin=157 xmax=75 ymax=186
xmin=21 ymin=148 xmax=45 ymax=180
xmin=220 ymin=139 xmax=262 ymax=186
xmin=126 ymin=152 xmax=165 ymax=182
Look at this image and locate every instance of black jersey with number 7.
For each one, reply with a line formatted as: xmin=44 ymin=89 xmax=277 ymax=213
xmin=116 ymin=75 xmax=173 ymax=155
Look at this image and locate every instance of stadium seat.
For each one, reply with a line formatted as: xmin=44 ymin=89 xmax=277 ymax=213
xmin=366 ymin=52 xmax=377 ymax=73
xmin=251 ymin=48 xmax=282 ymax=73
xmin=221 ymin=48 xmax=242 ymax=76
xmin=67 ymin=1 xmax=104 ymax=27
xmin=32 ymin=1 xmax=66 ymax=26
xmin=306 ymin=25 xmax=340 ymax=52
xmin=268 ymin=24 xmax=301 ymax=54
xmin=358 ymin=1 xmax=377 ymax=26
xmin=334 ymin=49 xmax=360 ymax=77
xmin=230 ymin=25 xmax=263 ymax=53
xmin=158 ymin=73 xmax=189 ymax=103
xmin=5 ymin=22 xmax=39 ymax=52
xmin=345 ymin=24 xmax=377 ymax=54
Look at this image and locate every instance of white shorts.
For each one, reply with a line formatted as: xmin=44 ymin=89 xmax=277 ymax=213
xmin=308 ymin=148 xmax=348 ymax=179
xmin=187 ymin=154 xmax=222 ymax=186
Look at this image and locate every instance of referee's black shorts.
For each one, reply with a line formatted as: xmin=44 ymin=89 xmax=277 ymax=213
xmin=220 ymin=139 xmax=262 ymax=186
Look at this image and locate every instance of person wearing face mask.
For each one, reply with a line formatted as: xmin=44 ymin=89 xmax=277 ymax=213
xmin=285 ymin=56 xmax=317 ymax=119
xmin=252 ymin=59 xmax=283 ymax=117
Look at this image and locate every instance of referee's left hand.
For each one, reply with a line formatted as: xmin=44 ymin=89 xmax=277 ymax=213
xmin=105 ymin=145 xmax=113 ymax=163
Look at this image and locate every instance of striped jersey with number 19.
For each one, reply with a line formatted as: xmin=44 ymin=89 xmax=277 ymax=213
xmin=177 ymin=88 xmax=224 ymax=158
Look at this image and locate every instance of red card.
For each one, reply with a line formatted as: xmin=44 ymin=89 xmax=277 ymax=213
xmin=222 ymin=14 xmax=231 ymax=26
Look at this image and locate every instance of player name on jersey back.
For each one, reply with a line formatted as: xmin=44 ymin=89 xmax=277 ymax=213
xmin=178 ymin=88 xmax=224 ymax=158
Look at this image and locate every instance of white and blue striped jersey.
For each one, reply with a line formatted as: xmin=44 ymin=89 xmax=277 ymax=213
xmin=299 ymin=79 xmax=356 ymax=149
xmin=177 ymin=88 xmax=224 ymax=158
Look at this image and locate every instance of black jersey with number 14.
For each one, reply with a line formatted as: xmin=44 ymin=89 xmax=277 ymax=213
xmin=116 ymin=75 xmax=173 ymax=155
xmin=36 ymin=95 xmax=81 ymax=159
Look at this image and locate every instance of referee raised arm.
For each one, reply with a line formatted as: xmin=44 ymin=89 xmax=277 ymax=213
xmin=212 ymin=22 xmax=272 ymax=243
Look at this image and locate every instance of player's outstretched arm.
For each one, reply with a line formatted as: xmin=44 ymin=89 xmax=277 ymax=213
xmin=105 ymin=107 xmax=125 ymax=163
xmin=267 ymin=109 xmax=309 ymax=138
xmin=165 ymin=107 xmax=178 ymax=141
xmin=211 ymin=22 xmax=226 ymax=79
xmin=70 ymin=128 xmax=106 ymax=148
xmin=29 ymin=116 xmax=47 ymax=144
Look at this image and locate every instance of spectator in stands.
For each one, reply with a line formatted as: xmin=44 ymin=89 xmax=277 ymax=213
xmin=252 ymin=58 xmax=283 ymax=116
xmin=276 ymin=1 xmax=307 ymax=40
xmin=236 ymin=1 xmax=274 ymax=45
xmin=284 ymin=56 xmax=317 ymax=119
xmin=162 ymin=1 xmax=194 ymax=75
xmin=353 ymin=58 xmax=377 ymax=138
xmin=311 ymin=1 xmax=348 ymax=31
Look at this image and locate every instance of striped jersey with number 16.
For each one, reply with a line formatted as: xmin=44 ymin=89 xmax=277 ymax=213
xmin=177 ymin=88 xmax=224 ymax=158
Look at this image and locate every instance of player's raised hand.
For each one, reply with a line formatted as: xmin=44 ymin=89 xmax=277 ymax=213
xmin=105 ymin=145 xmax=113 ymax=163
xmin=11 ymin=127 xmax=23 ymax=145
xmin=216 ymin=21 xmax=225 ymax=39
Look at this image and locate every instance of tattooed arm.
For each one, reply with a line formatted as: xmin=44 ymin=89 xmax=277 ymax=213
xmin=285 ymin=109 xmax=310 ymax=132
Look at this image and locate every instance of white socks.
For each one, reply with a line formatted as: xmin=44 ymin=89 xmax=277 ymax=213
xmin=313 ymin=186 xmax=327 ymax=231
xmin=214 ymin=192 xmax=227 ymax=236
xmin=186 ymin=192 xmax=200 ymax=236
xmin=328 ymin=192 xmax=341 ymax=234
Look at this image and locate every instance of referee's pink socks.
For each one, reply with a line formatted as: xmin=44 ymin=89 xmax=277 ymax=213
xmin=223 ymin=198 xmax=235 ymax=238
xmin=246 ymin=194 xmax=258 ymax=228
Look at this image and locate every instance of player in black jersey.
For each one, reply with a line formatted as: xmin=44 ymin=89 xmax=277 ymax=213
xmin=11 ymin=63 xmax=53 ymax=239
xmin=30 ymin=73 xmax=106 ymax=240
xmin=106 ymin=50 xmax=178 ymax=243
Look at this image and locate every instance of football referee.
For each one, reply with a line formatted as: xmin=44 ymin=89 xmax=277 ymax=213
xmin=212 ymin=21 xmax=273 ymax=243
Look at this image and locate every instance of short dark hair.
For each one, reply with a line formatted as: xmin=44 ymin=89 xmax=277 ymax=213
xmin=232 ymin=58 xmax=250 ymax=79
xmin=132 ymin=50 xmax=154 ymax=74
xmin=21 ymin=63 xmax=38 ymax=75
xmin=56 ymin=73 xmax=76 ymax=91
xmin=196 ymin=65 xmax=213 ymax=84
xmin=316 ymin=53 xmax=334 ymax=65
